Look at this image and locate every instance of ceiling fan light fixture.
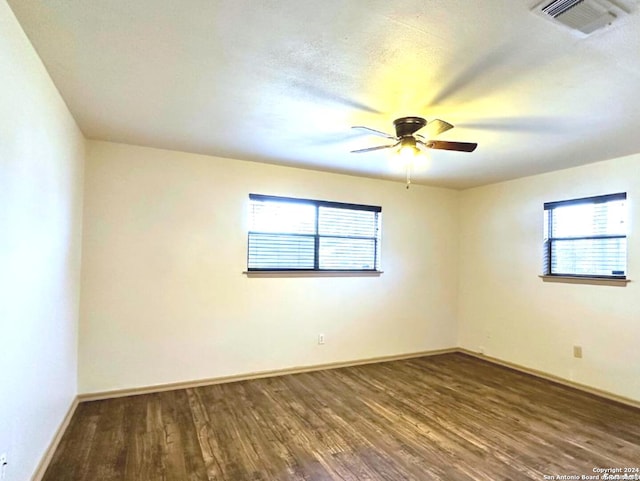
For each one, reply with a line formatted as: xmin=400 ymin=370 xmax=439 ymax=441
xmin=397 ymin=137 xmax=421 ymax=189
xmin=398 ymin=137 xmax=420 ymax=161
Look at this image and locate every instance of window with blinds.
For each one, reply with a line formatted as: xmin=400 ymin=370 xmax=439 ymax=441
xmin=543 ymin=193 xmax=627 ymax=278
xmin=248 ymin=194 xmax=381 ymax=271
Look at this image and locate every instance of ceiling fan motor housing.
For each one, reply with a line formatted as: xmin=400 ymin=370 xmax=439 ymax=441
xmin=394 ymin=117 xmax=427 ymax=137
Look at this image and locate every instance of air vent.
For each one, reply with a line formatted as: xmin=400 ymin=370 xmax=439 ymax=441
xmin=542 ymin=0 xmax=586 ymax=17
xmin=531 ymin=0 xmax=637 ymax=35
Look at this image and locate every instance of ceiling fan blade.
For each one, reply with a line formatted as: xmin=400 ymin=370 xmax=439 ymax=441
xmin=351 ymin=126 xmax=396 ymax=140
xmin=351 ymin=143 xmax=398 ymax=154
xmin=425 ymin=119 xmax=454 ymax=137
xmin=426 ymin=140 xmax=478 ymax=152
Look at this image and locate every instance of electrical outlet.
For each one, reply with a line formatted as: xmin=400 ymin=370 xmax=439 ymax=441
xmin=573 ymin=345 xmax=583 ymax=358
xmin=1 ymin=453 xmax=7 ymax=480
xmin=318 ymin=334 xmax=325 ymax=345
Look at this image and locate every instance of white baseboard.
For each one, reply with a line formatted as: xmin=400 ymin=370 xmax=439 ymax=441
xmin=78 ymin=348 xmax=640 ymax=409
xmin=78 ymin=348 xmax=457 ymax=402
xmin=37 ymin=347 xmax=639 ymax=479
xmin=31 ymin=396 xmax=79 ymax=481
xmin=458 ymin=348 xmax=640 ymax=410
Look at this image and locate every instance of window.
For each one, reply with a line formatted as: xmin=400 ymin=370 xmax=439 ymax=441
xmin=543 ymin=193 xmax=627 ymax=278
xmin=247 ymin=194 xmax=381 ymax=271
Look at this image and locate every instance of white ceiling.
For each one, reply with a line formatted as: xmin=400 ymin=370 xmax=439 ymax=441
xmin=8 ymin=0 xmax=640 ymax=188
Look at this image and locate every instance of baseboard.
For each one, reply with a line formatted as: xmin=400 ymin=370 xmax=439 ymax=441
xmin=458 ymin=348 xmax=640 ymax=410
xmin=30 ymin=396 xmax=79 ymax=481
xmin=78 ymin=348 xmax=640 ymax=409
xmin=38 ymin=347 xmax=640 ymax=479
xmin=78 ymin=348 xmax=457 ymax=402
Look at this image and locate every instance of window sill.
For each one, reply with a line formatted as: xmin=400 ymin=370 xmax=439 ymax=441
xmin=539 ymin=275 xmax=630 ymax=287
xmin=243 ymin=270 xmax=383 ymax=278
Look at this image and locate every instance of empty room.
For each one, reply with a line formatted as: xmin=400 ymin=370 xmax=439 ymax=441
xmin=2 ymin=0 xmax=640 ymax=480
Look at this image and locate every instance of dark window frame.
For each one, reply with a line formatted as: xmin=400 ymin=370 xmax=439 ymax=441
xmin=543 ymin=192 xmax=627 ymax=279
xmin=247 ymin=194 xmax=382 ymax=272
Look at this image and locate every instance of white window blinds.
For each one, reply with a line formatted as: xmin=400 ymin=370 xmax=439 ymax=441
xmin=543 ymin=193 xmax=627 ymax=278
xmin=248 ymin=194 xmax=381 ymax=271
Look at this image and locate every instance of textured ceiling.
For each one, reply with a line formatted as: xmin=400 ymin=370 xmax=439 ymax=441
xmin=8 ymin=0 xmax=640 ymax=188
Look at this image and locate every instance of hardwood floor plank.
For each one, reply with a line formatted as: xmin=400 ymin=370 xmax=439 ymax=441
xmin=167 ymin=389 xmax=208 ymax=481
xmin=186 ymin=387 xmax=230 ymax=480
xmin=77 ymin=399 xmax=126 ymax=481
xmin=42 ymin=354 xmax=640 ymax=481
xmin=41 ymin=403 xmax=99 ymax=481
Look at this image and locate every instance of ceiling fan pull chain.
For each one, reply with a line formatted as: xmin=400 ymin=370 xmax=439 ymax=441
xmin=406 ymin=162 xmax=412 ymax=189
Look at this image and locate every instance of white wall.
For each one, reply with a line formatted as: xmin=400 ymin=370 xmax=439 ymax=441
xmin=0 ymin=2 xmax=85 ymax=480
xmin=458 ymin=154 xmax=640 ymax=401
xmin=3 ymin=2 xmax=638 ymax=475
xmin=78 ymin=140 xmax=460 ymax=393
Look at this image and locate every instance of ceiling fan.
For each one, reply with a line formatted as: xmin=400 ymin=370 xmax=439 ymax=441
xmin=351 ymin=116 xmax=478 ymax=187
xmin=352 ymin=116 xmax=478 ymax=155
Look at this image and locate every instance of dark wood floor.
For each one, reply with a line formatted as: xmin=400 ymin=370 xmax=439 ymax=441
xmin=44 ymin=353 xmax=640 ymax=481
